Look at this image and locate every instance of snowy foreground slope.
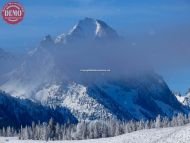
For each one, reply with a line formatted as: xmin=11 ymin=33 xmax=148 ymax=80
xmin=1 ymin=124 xmax=190 ymax=143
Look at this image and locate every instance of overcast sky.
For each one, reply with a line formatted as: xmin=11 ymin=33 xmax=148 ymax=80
xmin=0 ymin=0 xmax=190 ymax=93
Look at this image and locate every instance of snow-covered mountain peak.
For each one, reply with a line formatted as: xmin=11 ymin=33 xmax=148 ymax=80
xmin=69 ymin=17 xmax=97 ymax=37
xmin=70 ymin=17 xmax=118 ymax=38
xmin=55 ymin=17 xmax=119 ymax=44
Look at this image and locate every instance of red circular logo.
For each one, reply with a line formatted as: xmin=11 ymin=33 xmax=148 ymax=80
xmin=1 ymin=2 xmax=24 ymax=24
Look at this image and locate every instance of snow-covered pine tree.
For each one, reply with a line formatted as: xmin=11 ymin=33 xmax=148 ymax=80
xmin=155 ymin=115 xmax=162 ymax=128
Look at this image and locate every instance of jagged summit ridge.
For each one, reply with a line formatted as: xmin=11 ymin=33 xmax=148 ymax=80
xmin=55 ymin=17 xmax=119 ymax=44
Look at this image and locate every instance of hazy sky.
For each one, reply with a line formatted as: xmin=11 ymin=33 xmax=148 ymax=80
xmin=0 ymin=0 xmax=190 ymax=93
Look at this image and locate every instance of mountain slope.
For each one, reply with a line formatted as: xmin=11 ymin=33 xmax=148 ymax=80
xmin=0 ymin=91 xmax=77 ymax=128
xmin=33 ymin=72 xmax=185 ymax=121
xmin=87 ymin=73 xmax=184 ymax=119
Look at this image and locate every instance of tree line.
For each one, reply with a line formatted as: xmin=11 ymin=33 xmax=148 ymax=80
xmin=0 ymin=113 xmax=190 ymax=141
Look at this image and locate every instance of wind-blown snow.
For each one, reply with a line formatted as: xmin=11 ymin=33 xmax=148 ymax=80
xmin=1 ymin=124 xmax=190 ymax=143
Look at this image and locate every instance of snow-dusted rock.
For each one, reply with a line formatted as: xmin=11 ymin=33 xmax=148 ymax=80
xmin=175 ymin=89 xmax=190 ymax=107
